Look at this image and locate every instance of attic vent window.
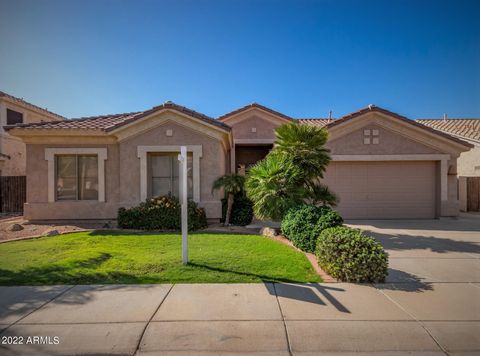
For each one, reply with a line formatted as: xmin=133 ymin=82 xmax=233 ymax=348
xmin=7 ymin=109 xmax=23 ymax=125
xmin=372 ymin=129 xmax=379 ymax=144
xmin=363 ymin=128 xmax=380 ymax=145
xmin=363 ymin=129 xmax=371 ymax=144
xmin=251 ymin=127 xmax=257 ymax=133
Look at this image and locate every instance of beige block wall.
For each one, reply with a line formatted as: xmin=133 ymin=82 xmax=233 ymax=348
xmin=1 ymin=137 xmax=26 ymax=176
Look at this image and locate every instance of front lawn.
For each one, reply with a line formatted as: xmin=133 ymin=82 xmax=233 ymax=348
xmin=0 ymin=231 xmax=320 ymax=285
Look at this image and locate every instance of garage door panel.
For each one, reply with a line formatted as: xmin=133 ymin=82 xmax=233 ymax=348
xmin=323 ymin=161 xmax=436 ymax=219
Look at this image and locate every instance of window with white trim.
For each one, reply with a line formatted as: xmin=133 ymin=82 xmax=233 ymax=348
xmin=149 ymin=153 xmax=193 ymax=199
xmin=55 ymin=155 xmax=99 ymax=200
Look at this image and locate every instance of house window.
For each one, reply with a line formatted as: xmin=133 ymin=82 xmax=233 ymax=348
xmin=55 ymin=155 xmax=98 ymax=200
xmin=150 ymin=153 xmax=193 ymax=199
xmin=6 ymin=109 xmax=23 ymax=125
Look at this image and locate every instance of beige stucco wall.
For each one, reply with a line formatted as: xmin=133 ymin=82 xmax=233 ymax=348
xmin=24 ymin=143 xmax=119 ymax=221
xmin=326 ymin=124 xmax=441 ymax=155
xmin=457 ymin=143 xmax=480 ymax=176
xmin=118 ymin=121 xmax=227 ymax=218
xmin=23 ymin=118 xmax=228 ymax=221
xmin=227 ymin=113 xmax=285 ymax=141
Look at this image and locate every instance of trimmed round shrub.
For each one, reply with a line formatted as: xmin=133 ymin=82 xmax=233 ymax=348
xmin=118 ymin=195 xmax=207 ymax=231
xmin=316 ymin=226 xmax=388 ymax=282
xmin=221 ymin=194 xmax=254 ymax=226
xmin=281 ymin=204 xmax=343 ymax=252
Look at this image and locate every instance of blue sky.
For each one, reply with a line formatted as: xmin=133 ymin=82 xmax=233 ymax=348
xmin=1 ymin=0 xmax=479 ymax=119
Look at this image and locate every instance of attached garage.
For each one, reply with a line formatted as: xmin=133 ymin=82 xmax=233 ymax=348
xmin=323 ymin=161 xmax=437 ymax=219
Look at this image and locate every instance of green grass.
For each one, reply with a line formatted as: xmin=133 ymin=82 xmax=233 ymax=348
xmin=0 ymin=231 xmax=321 ymax=285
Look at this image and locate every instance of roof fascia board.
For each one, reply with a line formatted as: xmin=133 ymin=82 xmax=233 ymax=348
xmin=219 ymin=106 xmax=292 ymax=125
xmin=7 ymin=127 xmax=109 ymax=137
xmin=111 ymin=108 xmax=229 ymax=137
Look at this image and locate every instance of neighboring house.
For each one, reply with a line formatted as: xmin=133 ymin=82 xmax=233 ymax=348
xmin=416 ymin=118 xmax=480 ymax=212
xmin=0 ymin=91 xmax=64 ymax=176
xmin=5 ymin=101 xmax=473 ymax=222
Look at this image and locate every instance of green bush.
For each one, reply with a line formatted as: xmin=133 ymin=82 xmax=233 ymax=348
xmin=316 ymin=226 xmax=388 ymax=282
xmin=281 ymin=204 xmax=343 ymax=252
xmin=221 ymin=194 xmax=254 ymax=226
xmin=118 ymin=196 xmax=207 ymax=231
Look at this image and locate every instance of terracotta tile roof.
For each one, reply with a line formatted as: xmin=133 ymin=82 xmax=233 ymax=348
xmin=6 ymin=101 xmax=230 ymax=132
xmin=297 ymin=118 xmax=332 ymax=127
xmin=327 ymin=105 xmax=473 ymax=148
xmin=415 ymin=119 xmax=480 ymax=143
xmin=0 ymin=90 xmax=65 ymax=120
xmin=218 ymin=102 xmax=293 ymax=122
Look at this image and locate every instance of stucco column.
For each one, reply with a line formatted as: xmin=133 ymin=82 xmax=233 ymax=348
xmin=440 ymin=158 xmax=448 ymax=202
xmin=230 ymin=145 xmax=236 ymax=174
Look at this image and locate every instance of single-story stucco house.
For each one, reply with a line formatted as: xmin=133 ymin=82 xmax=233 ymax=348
xmin=5 ymin=101 xmax=473 ymax=221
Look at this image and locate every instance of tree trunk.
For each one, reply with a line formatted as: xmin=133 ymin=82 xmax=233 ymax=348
xmin=224 ymin=193 xmax=234 ymax=226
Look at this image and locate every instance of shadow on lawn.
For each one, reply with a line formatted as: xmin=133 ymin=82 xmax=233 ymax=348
xmin=0 ymin=253 xmax=141 ymax=286
xmin=189 ymin=262 xmax=351 ymax=313
xmin=87 ymin=230 xmax=257 ymax=236
xmin=187 ymin=262 xmax=309 ymax=284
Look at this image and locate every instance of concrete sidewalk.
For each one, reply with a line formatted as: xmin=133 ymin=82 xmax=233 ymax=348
xmin=0 ymin=282 xmax=478 ymax=355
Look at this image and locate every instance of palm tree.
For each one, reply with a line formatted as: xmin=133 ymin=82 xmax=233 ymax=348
xmin=274 ymin=122 xmax=331 ymax=179
xmin=274 ymin=122 xmax=336 ymax=206
xmin=246 ymin=153 xmax=305 ymax=220
xmin=212 ymin=174 xmax=245 ymax=226
xmin=245 ymin=122 xmax=338 ymax=221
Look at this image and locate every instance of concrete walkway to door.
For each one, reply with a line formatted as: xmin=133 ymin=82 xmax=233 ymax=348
xmin=0 ymin=218 xmax=479 ymax=355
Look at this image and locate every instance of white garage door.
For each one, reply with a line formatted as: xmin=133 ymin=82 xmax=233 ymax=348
xmin=322 ymin=161 xmax=437 ymax=219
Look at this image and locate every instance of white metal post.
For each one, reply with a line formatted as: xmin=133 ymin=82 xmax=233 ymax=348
xmin=179 ymin=146 xmax=188 ymax=264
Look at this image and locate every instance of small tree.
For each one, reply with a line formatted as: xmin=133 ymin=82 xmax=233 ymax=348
xmin=212 ymin=174 xmax=245 ymax=226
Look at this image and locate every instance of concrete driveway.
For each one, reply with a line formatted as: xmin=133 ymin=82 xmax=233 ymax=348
xmin=0 ymin=218 xmax=479 ymax=355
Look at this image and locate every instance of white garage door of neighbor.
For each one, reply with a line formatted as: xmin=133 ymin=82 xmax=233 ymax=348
xmin=323 ymin=161 xmax=437 ymax=219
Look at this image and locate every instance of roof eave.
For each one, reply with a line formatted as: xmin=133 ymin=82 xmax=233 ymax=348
xmin=327 ymin=106 xmax=474 ymax=150
xmin=107 ymin=106 xmax=231 ymax=135
xmin=6 ymin=127 xmax=110 ymax=137
xmin=218 ymin=103 xmax=293 ymax=123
